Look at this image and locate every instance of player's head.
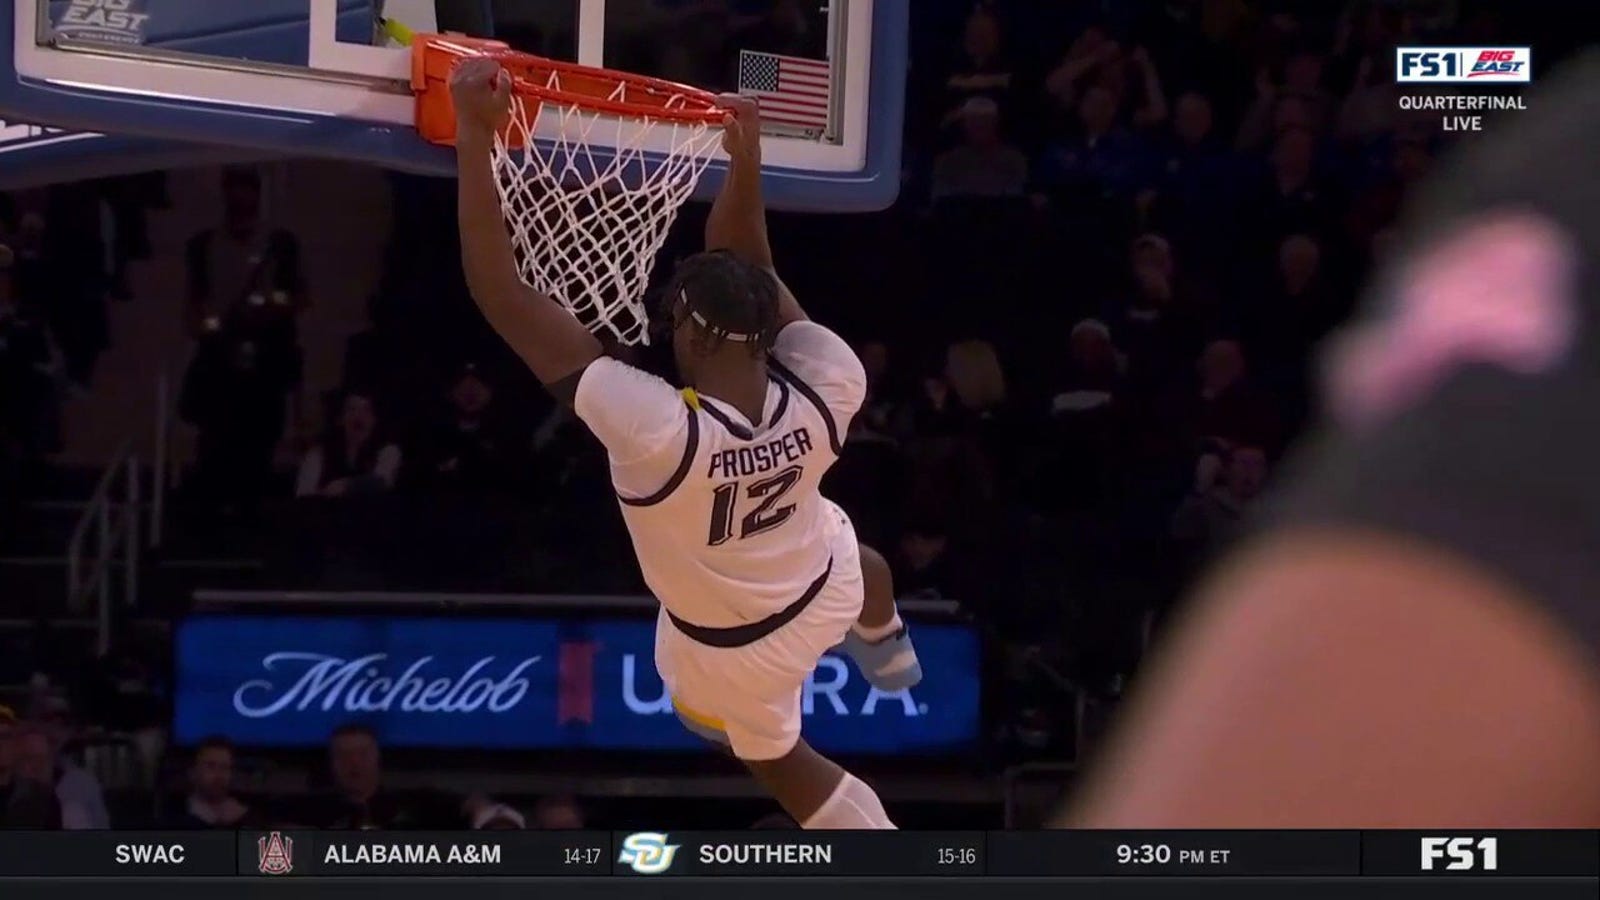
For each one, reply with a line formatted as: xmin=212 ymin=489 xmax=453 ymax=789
xmin=661 ymin=250 xmax=781 ymax=378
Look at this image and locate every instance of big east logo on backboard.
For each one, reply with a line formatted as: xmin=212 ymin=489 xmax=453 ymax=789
xmin=258 ymin=832 xmax=294 ymax=875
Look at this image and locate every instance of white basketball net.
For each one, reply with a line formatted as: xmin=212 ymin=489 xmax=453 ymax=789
xmin=490 ymin=78 xmax=724 ymax=346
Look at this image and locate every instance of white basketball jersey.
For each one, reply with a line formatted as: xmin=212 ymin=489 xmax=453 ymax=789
xmin=574 ymin=322 xmax=867 ymax=628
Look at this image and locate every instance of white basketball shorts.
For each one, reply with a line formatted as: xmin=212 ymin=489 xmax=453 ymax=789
xmin=654 ymin=500 xmax=865 ymax=761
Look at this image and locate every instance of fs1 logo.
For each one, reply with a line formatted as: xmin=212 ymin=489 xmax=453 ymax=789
xmin=1397 ymin=48 xmax=1531 ymax=83
xmin=1421 ymin=837 xmax=1499 ymax=871
xmin=618 ymin=832 xmax=680 ymax=875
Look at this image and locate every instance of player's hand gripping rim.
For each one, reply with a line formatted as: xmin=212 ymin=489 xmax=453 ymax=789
xmin=450 ymin=57 xmax=513 ymax=137
xmin=717 ymin=94 xmax=763 ymax=166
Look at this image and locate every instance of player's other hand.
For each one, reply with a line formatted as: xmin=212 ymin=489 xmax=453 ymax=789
xmin=451 ymin=57 xmax=512 ymax=135
xmin=718 ymin=94 xmax=762 ymax=164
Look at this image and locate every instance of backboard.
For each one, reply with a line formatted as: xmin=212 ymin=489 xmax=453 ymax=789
xmin=0 ymin=1 xmax=907 ymax=212
xmin=0 ymin=118 xmax=272 ymax=189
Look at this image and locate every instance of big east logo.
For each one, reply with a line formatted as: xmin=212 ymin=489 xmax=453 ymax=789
xmin=1466 ymin=50 xmax=1528 ymax=78
xmin=1397 ymin=48 xmax=1531 ymax=84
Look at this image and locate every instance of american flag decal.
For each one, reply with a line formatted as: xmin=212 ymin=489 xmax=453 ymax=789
xmin=737 ymin=50 xmax=832 ymax=131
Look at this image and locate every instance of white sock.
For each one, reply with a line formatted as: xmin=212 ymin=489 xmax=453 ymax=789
xmin=852 ymin=612 xmax=904 ymax=644
xmin=801 ymin=773 xmax=896 ymax=829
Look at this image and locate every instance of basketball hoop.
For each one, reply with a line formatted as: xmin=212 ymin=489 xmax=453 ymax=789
xmin=413 ymin=34 xmax=729 ymax=346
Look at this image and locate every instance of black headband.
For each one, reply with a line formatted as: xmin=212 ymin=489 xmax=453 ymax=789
xmin=683 ymin=289 xmax=759 ymax=344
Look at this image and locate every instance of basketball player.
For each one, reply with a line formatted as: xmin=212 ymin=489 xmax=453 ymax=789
xmin=1065 ymin=53 xmax=1600 ymax=827
xmin=449 ymin=58 xmax=920 ymax=829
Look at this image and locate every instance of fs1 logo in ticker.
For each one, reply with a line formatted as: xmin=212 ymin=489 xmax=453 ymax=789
xmin=1396 ymin=48 xmax=1531 ymax=83
xmin=1421 ymin=837 xmax=1499 ymax=872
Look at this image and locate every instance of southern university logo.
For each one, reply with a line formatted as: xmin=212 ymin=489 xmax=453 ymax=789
xmin=618 ymin=832 xmax=679 ymax=875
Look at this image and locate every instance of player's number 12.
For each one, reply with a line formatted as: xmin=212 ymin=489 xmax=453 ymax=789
xmin=708 ymin=465 xmax=803 ymax=545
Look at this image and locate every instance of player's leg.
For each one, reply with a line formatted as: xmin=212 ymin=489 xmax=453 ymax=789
xmin=743 ymin=739 xmax=895 ymax=829
xmin=666 ymin=659 xmax=896 ymax=828
xmin=841 ymin=542 xmax=923 ymax=690
xmin=658 ymin=580 xmax=896 ymax=828
xmin=856 ymin=542 xmax=898 ymax=629
xmin=737 ymin=537 xmax=895 ymax=827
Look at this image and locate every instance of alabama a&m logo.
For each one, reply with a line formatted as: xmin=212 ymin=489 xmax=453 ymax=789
xmin=258 ymin=831 xmax=294 ymax=875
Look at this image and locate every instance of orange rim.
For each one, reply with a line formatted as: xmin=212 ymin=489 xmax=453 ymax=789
xmin=413 ymin=33 xmax=728 ymax=146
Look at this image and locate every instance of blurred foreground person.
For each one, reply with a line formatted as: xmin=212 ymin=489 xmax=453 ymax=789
xmin=1065 ymin=54 xmax=1600 ymax=827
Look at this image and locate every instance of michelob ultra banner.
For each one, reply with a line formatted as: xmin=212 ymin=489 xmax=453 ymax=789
xmin=172 ymin=613 xmax=981 ymax=754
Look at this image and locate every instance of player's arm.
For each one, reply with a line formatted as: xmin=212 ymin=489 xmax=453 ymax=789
xmin=1062 ymin=531 xmax=1600 ymax=827
xmin=452 ymin=58 xmax=601 ymax=395
xmin=705 ymin=95 xmax=807 ymax=326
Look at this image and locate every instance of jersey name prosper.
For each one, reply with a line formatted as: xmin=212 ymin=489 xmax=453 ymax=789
xmin=706 ymin=426 xmax=814 ymax=478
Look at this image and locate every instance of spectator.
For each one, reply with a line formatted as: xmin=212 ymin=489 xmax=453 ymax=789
xmin=922 ymin=341 xmax=1020 ymax=457
xmin=528 ymin=795 xmax=585 ymax=830
xmin=185 ymin=166 xmax=308 ymax=340
xmin=893 ymin=519 xmax=957 ymax=598
xmin=0 ymin=243 xmax=64 ymax=462
xmin=1043 ymin=25 xmax=1121 ymax=111
xmin=1170 ymin=443 xmax=1269 ymax=551
xmin=180 ymin=167 xmax=309 ymax=519
xmin=1249 ymin=125 xmax=1337 ymax=244
xmin=1246 ymin=235 xmax=1348 ymax=369
xmin=408 ymin=363 xmax=524 ymax=496
xmin=830 ymin=340 xmax=909 ymax=547
xmin=169 ymin=736 xmax=256 ymax=829
xmin=1238 ymin=50 xmax=1333 ymax=150
xmin=1042 ymin=319 xmax=1127 ymax=509
xmin=341 ymin=293 xmax=420 ymax=412
xmin=466 ymin=794 xmax=528 ymax=830
xmin=939 ymin=7 xmax=1015 ymax=123
xmin=1043 ymin=34 xmax=1165 ymax=133
xmin=1124 ymin=47 xmax=1172 ymax=131
xmin=1108 ymin=234 xmax=1203 ymax=394
xmin=931 ymin=97 xmax=1029 ymax=201
xmin=5 ymin=211 xmax=48 ymax=320
xmin=179 ymin=169 xmax=311 ymax=522
xmin=180 ymin=324 xmax=300 ymax=522
xmin=34 ymin=186 xmax=110 ymax=388
xmin=944 ymin=339 xmax=1010 ymax=421
xmin=1335 ymin=52 xmax=1400 ymax=145
xmin=850 ymin=339 xmax=911 ymax=445
xmin=1149 ymin=91 xmax=1244 ymax=268
xmin=3 ymin=720 xmax=63 ymax=828
xmin=1051 ymin=319 xmax=1124 ymax=415
xmin=295 ymin=390 xmax=402 ymax=498
xmin=304 ymin=724 xmax=459 ymax=829
xmin=1184 ymin=339 xmax=1281 ymax=453
xmin=1037 ymin=83 xmax=1155 ymax=208
xmin=1345 ymin=136 xmax=1434 ymax=253
xmin=30 ymin=699 xmax=110 ymax=829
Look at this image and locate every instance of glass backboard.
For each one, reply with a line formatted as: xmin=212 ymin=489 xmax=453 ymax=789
xmin=0 ymin=0 xmax=907 ymax=211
